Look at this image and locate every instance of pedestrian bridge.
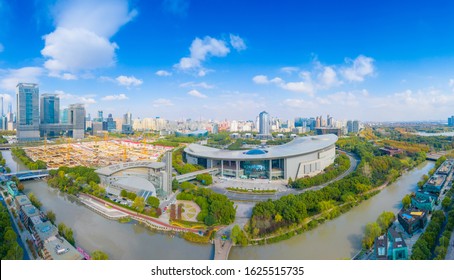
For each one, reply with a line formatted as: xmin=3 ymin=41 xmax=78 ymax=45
xmin=174 ymin=168 xmax=219 ymax=183
xmin=0 ymin=170 xmax=49 ymax=182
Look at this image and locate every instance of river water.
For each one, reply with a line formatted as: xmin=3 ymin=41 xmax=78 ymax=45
xmin=2 ymin=150 xmax=213 ymax=260
xmin=2 ymin=150 xmax=434 ymax=260
xmin=229 ymin=161 xmax=434 ymax=260
xmin=414 ymin=131 xmax=454 ymax=137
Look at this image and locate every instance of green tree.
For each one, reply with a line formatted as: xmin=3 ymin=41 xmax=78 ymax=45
xmin=402 ymin=195 xmax=412 ymax=209
xmin=362 ymin=222 xmax=382 ymax=249
xmin=58 ymin=222 xmax=67 ymax=236
xmin=46 ymin=210 xmax=56 ymax=224
xmin=442 ymin=197 xmax=451 ymax=209
xmin=132 ymin=197 xmax=145 ymax=213
xmin=120 ymin=189 xmax=127 ymax=197
xmin=91 ymin=250 xmax=109 ymax=260
xmin=147 ymin=196 xmax=160 ymax=208
xmin=172 ymin=179 xmax=179 ymax=191
xmin=204 ymin=214 xmax=216 ymax=226
xmin=27 ymin=192 xmax=42 ymax=209
xmin=377 ymin=211 xmax=395 ymax=232
xmin=65 ymin=228 xmax=75 ymax=245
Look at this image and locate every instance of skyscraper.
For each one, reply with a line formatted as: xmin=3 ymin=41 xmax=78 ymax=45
xmin=97 ymin=110 xmax=104 ymax=122
xmin=68 ymin=104 xmax=86 ymax=139
xmin=40 ymin=94 xmax=60 ymax=124
xmin=16 ymin=83 xmax=40 ymax=141
xmin=258 ymin=111 xmax=270 ymax=135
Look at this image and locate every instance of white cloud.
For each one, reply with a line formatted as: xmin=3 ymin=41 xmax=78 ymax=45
xmin=229 ymin=34 xmax=247 ymax=51
xmin=282 ymin=99 xmax=314 ymax=109
xmin=253 ymin=74 xmax=313 ymax=95
xmin=42 ymin=27 xmax=118 ymax=77
xmin=187 ymin=89 xmax=207 ymax=98
xmin=155 ymin=70 xmax=172 ymax=77
xmin=101 ymin=93 xmax=128 ymax=101
xmin=54 ymin=90 xmax=97 ymax=105
xmin=42 ymin=0 xmax=136 ymax=78
xmin=175 ymin=36 xmax=230 ymax=74
xmin=79 ymin=97 xmax=96 ymax=104
xmin=281 ymin=81 xmax=314 ymax=95
xmin=341 ymin=55 xmax=375 ymax=82
xmin=180 ymin=82 xmax=214 ymax=89
xmin=116 ymin=75 xmax=143 ymax=87
xmin=0 ymin=43 xmax=3 ymax=52
xmin=61 ymin=73 xmax=77 ymax=80
xmin=0 ymin=93 xmax=12 ymax=103
xmin=0 ymin=67 xmax=44 ymax=91
xmin=317 ymin=66 xmax=341 ymax=88
xmin=152 ymin=98 xmax=174 ymax=107
xmin=252 ymin=75 xmax=283 ymax=85
xmin=280 ymin=67 xmax=299 ymax=74
xmin=449 ymin=79 xmax=454 ymax=91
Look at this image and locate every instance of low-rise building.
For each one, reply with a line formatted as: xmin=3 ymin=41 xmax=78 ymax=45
xmin=6 ymin=181 xmax=19 ymax=197
xmin=387 ymin=228 xmax=408 ymax=260
xmin=398 ymin=208 xmax=428 ymax=235
xmin=379 ymin=146 xmax=404 ymax=157
xmin=14 ymin=194 xmax=31 ymax=209
xmin=374 ymin=234 xmax=388 ymax=260
xmin=42 ymin=236 xmax=84 ymax=260
xmin=411 ymin=191 xmax=436 ymax=211
xmin=19 ymin=204 xmax=41 ymax=229
xmin=423 ymin=174 xmax=446 ymax=194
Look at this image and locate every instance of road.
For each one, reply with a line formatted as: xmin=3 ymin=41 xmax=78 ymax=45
xmin=210 ymin=151 xmax=360 ymax=202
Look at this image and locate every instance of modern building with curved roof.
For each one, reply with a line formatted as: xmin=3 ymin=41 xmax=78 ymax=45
xmin=184 ymin=134 xmax=338 ymax=180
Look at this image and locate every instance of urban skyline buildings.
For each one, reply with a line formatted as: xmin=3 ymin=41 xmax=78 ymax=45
xmin=16 ymin=83 xmax=40 ymax=141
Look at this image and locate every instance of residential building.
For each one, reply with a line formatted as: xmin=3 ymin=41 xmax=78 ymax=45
xmin=398 ymin=208 xmax=428 ymax=235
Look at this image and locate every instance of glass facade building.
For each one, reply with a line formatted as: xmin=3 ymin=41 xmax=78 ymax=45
xmin=16 ymin=83 xmax=40 ymax=141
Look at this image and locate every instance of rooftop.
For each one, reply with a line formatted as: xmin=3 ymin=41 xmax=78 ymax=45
xmin=21 ymin=204 xmax=40 ymax=218
xmin=44 ymin=236 xmax=84 ymax=260
xmin=185 ymin=134 xmax=338 ymax=160
xmin=398 ymin=207 xmax=427 ymax=223
xmin=96 ymin=160 xmax=166 ymax=176
xmin=110 ymin=176 xmax=156 ymax=195
xmin=15 ymin=195 xmax=31 ymax=207
xmin=34 ymin=221 xmax=58 ymax=242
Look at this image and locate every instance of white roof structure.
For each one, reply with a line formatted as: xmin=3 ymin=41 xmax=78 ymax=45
xmin=96 ymin=161 xmax=165 ymax=176
xmin=185 ymin=134 xmax=338 ymax=160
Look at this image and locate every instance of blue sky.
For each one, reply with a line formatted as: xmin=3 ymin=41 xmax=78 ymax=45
xmin=1 ymin=0 xmax=454 ymax=121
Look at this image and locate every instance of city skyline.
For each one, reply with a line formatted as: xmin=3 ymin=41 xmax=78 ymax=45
xmin=1 ymin=1 xmax=454 ymax=121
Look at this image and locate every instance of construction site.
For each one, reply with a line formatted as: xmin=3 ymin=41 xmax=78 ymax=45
xmin=23 ymin=137 xmax=174 ymax=169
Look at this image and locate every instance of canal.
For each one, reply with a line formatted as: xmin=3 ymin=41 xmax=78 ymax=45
xmin=2 ymin=150 xmax=213 ymax=260
xmin=2 ymin=150 xmax=434 ymax=259
xmin=229 ymin=161 xmax=434 ymax=260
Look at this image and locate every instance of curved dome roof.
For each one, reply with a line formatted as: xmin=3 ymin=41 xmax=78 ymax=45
xmin=244 ymin=149 xmax=268 ymax=155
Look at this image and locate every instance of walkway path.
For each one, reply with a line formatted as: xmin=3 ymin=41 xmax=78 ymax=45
xmin=446 ymin=230 xmax=454 ymax=260
xmin=210 ymin=151 xmax=360 ymax=202
xmin=79 ymin=193 xmax=200 ymax=233
xmin=213 ymin=238 xmax=232 ymax=260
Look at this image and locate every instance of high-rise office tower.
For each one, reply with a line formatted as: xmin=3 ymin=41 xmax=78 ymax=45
xmin=68 ymin=104 xmax=86 ymax=139
xmin=16 ymin=83 xmax=40 ymax=141
xmin=98 ymin=110 xmax=104 ymax=122
xmin=258 ymin=111 xmax=270 ymax=135
xmin=40 ymin=94 xmax=60 ymax=124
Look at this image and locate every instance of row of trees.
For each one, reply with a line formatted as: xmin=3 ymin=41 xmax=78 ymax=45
xmin=231 ymin=225 xmax=248 ymax=246
xmin=172 ymin=147 xmax=204 ymax=174
xmin=11 ymin=147 xmax=47 ymax=170
xmin=362 ymin=211 xmax=395 ymax=249
xmin=289 ymin=154 xmax=350 ymax=189
xmin=411 ymin=210 xmax=446 ymax=259
xmin=227 ymin=139 xmax=261 ymax=150
xmin=196 ymin=173 xmax=213 ymax=185
xmin=47 ymin=166 xmax=103 ymax=196
xmin=249 ymin=137 xmax=415 ymax=238
xmin=0 ymin=204 xmax=24 ymax=260
xmin=57 ymin=222 xmax=75 ymax=245
xmin=176 ymin=188 xmax=235 ymax=226
xmin=27 ymin=192 xmax=42 ymax=209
